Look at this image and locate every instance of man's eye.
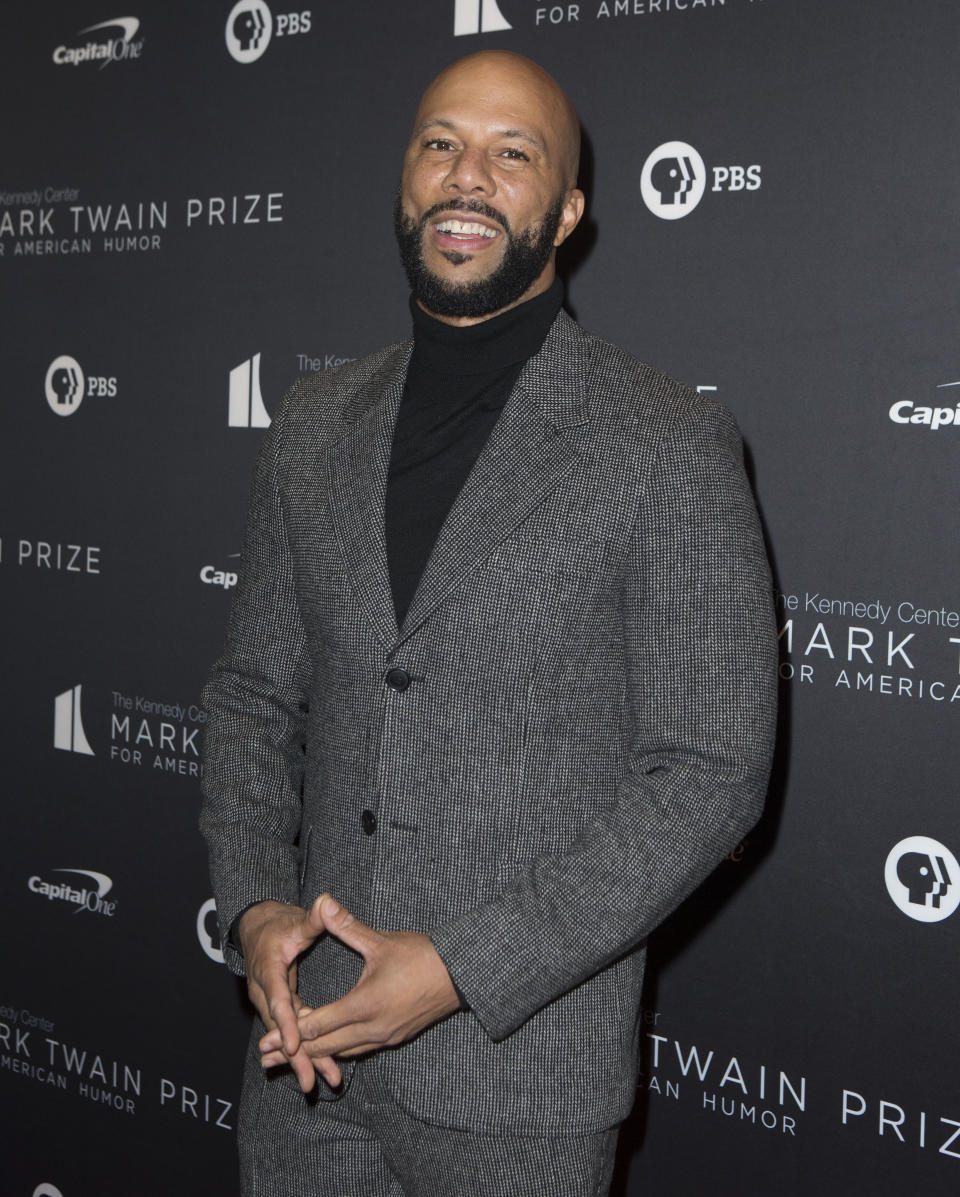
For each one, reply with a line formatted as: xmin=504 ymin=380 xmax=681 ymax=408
xmin=500 ymin=148 xmax=530 ymax=161
xmin=424 ymin=139 xmax=454 ymax=151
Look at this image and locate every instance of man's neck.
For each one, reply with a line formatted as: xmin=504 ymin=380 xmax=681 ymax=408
xmin=407 ymin=276 xmax=564 ymax=377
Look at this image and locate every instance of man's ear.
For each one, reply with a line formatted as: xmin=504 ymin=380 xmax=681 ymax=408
xmin=554 ymin=188 xmax=586 ymax=247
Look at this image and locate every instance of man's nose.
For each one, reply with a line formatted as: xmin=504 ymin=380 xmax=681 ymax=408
xmin=442 ymin=148 xmax=496 ymax=196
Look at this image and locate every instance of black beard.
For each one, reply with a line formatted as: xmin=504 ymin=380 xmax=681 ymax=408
xmin=393 ymin=193 xmax=563 ymax=319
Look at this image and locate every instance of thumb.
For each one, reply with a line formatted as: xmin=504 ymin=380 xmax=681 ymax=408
xmin=305 ymin=896 xmax=327 ymax=937
xmin=314 ymin=894 xmax=380 ymax=957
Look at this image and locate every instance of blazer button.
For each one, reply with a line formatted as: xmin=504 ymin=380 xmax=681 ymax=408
xmin=361 ymin=809 xmax=377 ymax=836
xmin=385 ymin=667 xmax=411 ymax=692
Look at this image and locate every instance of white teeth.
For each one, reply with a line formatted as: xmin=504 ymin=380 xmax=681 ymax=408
xmin=435 ymin=219 xmax=497 ymax=238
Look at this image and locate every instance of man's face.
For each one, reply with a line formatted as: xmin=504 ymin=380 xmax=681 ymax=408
xmin=395 ymin=58 xmax=583 ymax=321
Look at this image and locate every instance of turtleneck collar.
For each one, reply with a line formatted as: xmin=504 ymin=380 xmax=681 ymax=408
xmin=408 ymin=277 xmax=564 ymax=377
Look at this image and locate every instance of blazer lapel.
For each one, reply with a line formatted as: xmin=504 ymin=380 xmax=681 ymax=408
xmin=324 ymin=310 xmax=593 ymax=653
xmin=396 ymin=309 xmax=592 ymax=647
xmin=325 ymin=342 xmax=411 ymax=649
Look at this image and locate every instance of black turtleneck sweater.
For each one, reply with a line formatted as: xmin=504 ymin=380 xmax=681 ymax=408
xmin=385 ymin=278 xmax=564 ymax=628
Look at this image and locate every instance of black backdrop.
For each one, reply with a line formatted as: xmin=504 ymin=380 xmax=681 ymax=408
xmin=3 ymin=2 xmax=959 ymax=1193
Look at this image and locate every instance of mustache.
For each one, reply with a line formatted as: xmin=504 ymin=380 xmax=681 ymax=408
xmin=420 ymin=197 xmax=511 ymax=236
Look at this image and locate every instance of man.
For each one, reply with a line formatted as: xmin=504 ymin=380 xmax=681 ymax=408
xmin=200 ymin=50 xmax=777 ymax=1196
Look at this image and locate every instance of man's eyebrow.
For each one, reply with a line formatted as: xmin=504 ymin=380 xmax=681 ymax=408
xmin=412 ymin=118 xmax=546 ymax=155
xmin=412 ymin=117 xmax=457 ymax=138
xmin=498 ymin=128 xmax=547 ymax=155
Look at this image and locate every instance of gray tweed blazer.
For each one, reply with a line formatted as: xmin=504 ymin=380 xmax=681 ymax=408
xmin=200 ymin=307 xmax=777 ymax=1135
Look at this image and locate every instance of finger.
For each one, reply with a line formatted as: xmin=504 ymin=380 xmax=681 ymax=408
xmin=305 ymin=895 xmax=327 ymax=937
xmin=259 ymin=1040 xmax=314 ymax=1091
xmin=315 ymin=895 xmax=381 ymax=958
xmin=261 ymin=963 xmax=302 ymax=1057
xmin=259 ymin=988 xmax=315 ymax=1057
xmin=246 ymin=980 xmax=277 ymax=1031
xmin=297 ymin=1023 xmax=386 ymax=1059
xmin=333 ymin=1042 xmax=382 ymax=1059
xmin=314 ymin=1054 xmax=343 ymax=1089
xmin=287 ymin=1043 xmax=318 ymax=1094
xmin=292 ymin=993 xmax=313 ymax=1016
xmin=259 ymin=1027 xmax=283 ymax=1053
xmin=296 ymin=990 xmax=373 ymax=1043
xmin=258 ymin=986 xmax=311 ymax=1053
xmin=294 ymin=1034 xmax=382 ymax=1060
xmin=259 ymin=1043 xmax=342 ymax=1091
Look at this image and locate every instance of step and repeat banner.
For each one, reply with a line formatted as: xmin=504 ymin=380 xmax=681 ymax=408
xmin=2 ymin=2 xmax=957 ymax=1193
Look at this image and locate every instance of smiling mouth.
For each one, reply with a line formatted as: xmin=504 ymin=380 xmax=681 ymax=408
xmin=433 ymin=218 xmax=499 ymax=240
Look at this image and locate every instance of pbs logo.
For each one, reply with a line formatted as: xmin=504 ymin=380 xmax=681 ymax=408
xmin=225 ymin=0 xmax=272 ymax=62
xmin=225 ymin=2 xmax=311 ymax=63
xmin=45 ymin=355 xmax=85 ymax=416
xmin=45 ymin=355 xmax=117 ymax=417
xmin=641 ymin=141 xmax=762 ymax=219
xmin=197 ymin=898 xmax=225 ymax=964
xmin=885 ymin=836 xmax=960 ymax=923
xmin=640 ymin=142 xmax=706 ymax=220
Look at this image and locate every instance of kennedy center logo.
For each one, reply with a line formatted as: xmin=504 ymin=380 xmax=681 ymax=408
xmin=454 ymin=0 xmax=512 ymax=36
xmin=229 ymin=353 xmax=271 ymax=427
xmin=53 ymin=685 xmax=94 ymax=755
xmin=885 ymin=836 xmax=960 ymax=923
xmin=641 ymin=142 xmax=707 ymax=220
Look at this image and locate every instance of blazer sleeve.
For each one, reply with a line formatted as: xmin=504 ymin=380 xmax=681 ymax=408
xmin=198 ymin=399 xmax=311 ymax=977
xmin=427 ymin=400 xmax=778 ymax=1041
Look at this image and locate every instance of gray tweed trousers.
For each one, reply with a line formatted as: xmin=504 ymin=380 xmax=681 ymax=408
xmin=237 ymin=1031 xmax=619 ymax=1196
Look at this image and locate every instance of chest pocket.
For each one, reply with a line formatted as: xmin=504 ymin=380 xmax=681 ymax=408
xmin=469 ymin=532 xmax=613 ymax=670
xmin=484 ymin=529 xmax=609 ymax=585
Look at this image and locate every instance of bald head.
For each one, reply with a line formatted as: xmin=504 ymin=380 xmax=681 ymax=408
xmin=413 ymin=52 xmax=581 ymax=189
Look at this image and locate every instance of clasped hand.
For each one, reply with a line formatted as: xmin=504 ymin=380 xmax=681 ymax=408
xmin=239 ymin=894 xmax=460 ymax=1093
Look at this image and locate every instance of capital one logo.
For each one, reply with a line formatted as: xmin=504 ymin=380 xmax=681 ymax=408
xmin=197 ymin=897 xmax=225 ymax=963
xmin=45 ymin=355 xmax=85 ymax=416
xmin=889 ymin=381 xmax=960 ymax=431
xmin=28 ymin=868 xmax=116 ymax=917
xmin=226 ymin=0 xmax=272 ymax=62
xmin=885 ymin=836 xmax=960 ymax=923
xmin=640 ymin=142 xmax=706 ymax=220
xmin=229 ymin=353 xmax=271 ymax=427
xmin=454 ymin=0 xmax=512 ymax=36
xmin=52 ymin=17 xmax=145 ymax=69
xmin=54 ymin=684 xmax=94 ymax=755
xmin=200 ymin=562 xmax=239 ymax=589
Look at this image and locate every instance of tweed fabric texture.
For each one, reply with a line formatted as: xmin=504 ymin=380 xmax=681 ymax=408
xmin=200 ymin=308 xmax=778 ymax=1135
xmin=237 ymin=1026 xmax=619 ymax=1196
